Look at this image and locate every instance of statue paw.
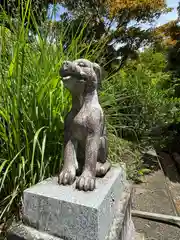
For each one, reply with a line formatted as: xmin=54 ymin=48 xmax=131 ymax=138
xmin=58 ymin=167 xmax=76 ymax=185
xmin=76 ymin=172 xmax=96 ymax=191
xmin=96 ymin=162 xmax=111 ymax=177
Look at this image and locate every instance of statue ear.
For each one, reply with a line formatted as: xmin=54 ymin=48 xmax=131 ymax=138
xmin=93 ymin=62 xmax=102 ymax=89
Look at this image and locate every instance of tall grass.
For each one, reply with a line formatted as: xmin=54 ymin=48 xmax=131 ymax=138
xmin=102 ymin=57 xmax=173 ymax=143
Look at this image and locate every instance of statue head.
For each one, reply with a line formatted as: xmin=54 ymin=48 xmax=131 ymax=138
xmin=60 ymin=59 xmax=102 ymax=94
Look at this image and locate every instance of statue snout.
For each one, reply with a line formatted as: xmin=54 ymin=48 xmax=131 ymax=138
xmin=62 ymin=61 xmax=71 ymax=71
xmin=60 ymin=61 xmax=72 ymax=77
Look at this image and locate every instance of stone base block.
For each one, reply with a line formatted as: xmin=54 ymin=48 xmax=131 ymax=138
xmin=8 ymin=223 xmax=62 ymax=240
xmin=8 ymin=165 xmax=135 ymax=240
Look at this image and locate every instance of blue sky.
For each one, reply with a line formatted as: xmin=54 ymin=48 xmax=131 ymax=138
xmin=159 ymin=0 xmax=179 ymax=25
xmin=48 ymin=0 xmax=179 ymax=27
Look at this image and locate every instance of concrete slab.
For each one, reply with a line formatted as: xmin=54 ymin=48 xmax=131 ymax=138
xmin=132 ymin=157 xmax=180 ymax=240
xmin=132 ymin=188 xmax=175 ymax=215
xmin=135 ymin=170 xmax=166 ymax=190
xmin=133 ymin=217 xmax=180 ymax=240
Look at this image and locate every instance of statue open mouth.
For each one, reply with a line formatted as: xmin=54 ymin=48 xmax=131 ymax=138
xmin=62 ymin=75 xmax=71 ymax=81
xmin=60 ymin=70 xmax=81 ymax=80
xmin=61 ymin=71 xmax=87 ymax=82
xmin=60 ymin=70 xmax=73 ymax=81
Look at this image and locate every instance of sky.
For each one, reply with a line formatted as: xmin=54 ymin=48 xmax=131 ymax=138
xmin=159 ymin=0 xmax=179 ymax=25
xmin=48 ymin=0 xmax=179 ymax=28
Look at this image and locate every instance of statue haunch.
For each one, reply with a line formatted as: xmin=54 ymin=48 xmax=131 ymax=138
xmin=58 ymin=59 xmax=111 ymax=191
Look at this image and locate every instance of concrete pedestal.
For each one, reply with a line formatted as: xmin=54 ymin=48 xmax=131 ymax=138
xmin=8 ymin=165 xmax=135 ymax=240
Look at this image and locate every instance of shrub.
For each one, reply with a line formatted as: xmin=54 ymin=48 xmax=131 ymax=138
xmin=101 ymin=49 xmax=173 ymax=146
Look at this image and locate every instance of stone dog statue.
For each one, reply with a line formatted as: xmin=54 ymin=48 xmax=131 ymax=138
xmin=59 ymin=59 xmax=111 ymax=191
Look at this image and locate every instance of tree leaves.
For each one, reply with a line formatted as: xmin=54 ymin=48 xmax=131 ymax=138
xmin=105 ymin=0 xmax=165 ymax=17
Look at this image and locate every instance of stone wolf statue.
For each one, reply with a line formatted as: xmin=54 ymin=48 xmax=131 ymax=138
xmin=59 ymin=59 xmax=111 ymax=191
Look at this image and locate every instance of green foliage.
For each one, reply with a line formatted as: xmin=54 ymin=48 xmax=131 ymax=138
xmin=0 ymin=0 xmax=49 ymax=30
xmin=50 ymin=1 xmax=169 ymax=73
xmin=108 ymin=132 xmax=143 ymax=182
xmin=98 ymin=48 xmax=176 ymax=181
xmin=167 ymin=41 xmax=180 ymax=84
xmin=153 ymin=2 xmax=180 ymax=95
xmin=101 ymin=48 xmax=173 ymax=145
xmin=0 ymin=25 xmax=66 ymax=221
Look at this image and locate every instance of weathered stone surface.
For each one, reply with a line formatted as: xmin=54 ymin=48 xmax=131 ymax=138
xmin=59 ymin=59 xmax=111 ymax=191
xmin=8 ymin=222 xmax=62 ymax=240
xmin=106 ymin=184 xmax=135 ymax=240
xmin=119 ymin=191 xmax=135 ymax=240
xmin=8 ymin=176 xmax=134 ymax=240
xmin=22 ymin=166 xmax=127 ymax=240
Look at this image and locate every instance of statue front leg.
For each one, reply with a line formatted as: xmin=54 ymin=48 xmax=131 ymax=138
xmin=58 ymin=137 xmax=77 ymax=186
xmin=76 ymin=134 xmax=100 ymax=191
